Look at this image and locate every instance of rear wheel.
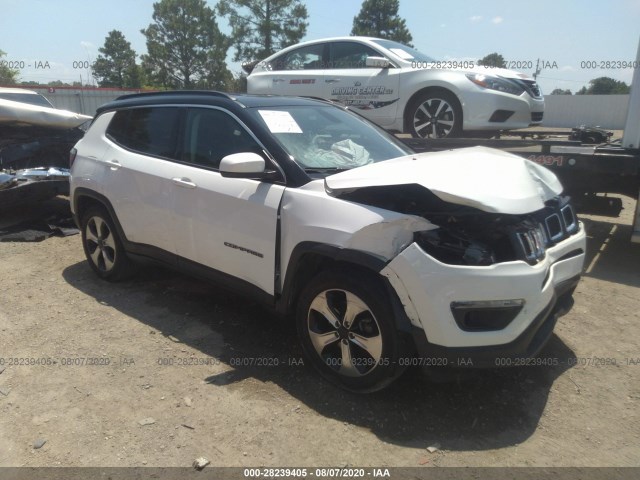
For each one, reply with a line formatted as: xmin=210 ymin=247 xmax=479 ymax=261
xmin=406 ymin=89 xmax=462 ymax=138
xmin=81 ymin=206 xmax=134 ymax=281
xmin=296 ymin=269 xmax=407 ymax=392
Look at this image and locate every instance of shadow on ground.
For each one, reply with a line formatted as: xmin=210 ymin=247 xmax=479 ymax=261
xmin=581 ymin=216 xmax=640 ymax=288
xmin=63 ymin=254 xmax=579 ymax=453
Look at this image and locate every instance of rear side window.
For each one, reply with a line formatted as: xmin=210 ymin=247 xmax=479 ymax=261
xmin=107 ymin=107 xmax=180 ymax=159
xmin=269 ymin=43 xmax=325 ymax=71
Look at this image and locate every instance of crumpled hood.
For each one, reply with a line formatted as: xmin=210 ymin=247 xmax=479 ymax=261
xmin=0 ymin=98 xmax=92 ymax=129
xmin=324 ymin=146 xmax=563 ymax=215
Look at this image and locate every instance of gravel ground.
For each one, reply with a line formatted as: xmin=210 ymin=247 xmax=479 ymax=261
xmin=0 ymin=194 xmax=638 ymax=469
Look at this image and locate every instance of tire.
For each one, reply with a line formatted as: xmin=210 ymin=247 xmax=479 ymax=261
xmin=405 ymin=89 xmax=462 ymax=138
xmin=80 ymin=206 xmax=134 ymax=281
xmin=296 ymin=269 xmax=407 ymax=393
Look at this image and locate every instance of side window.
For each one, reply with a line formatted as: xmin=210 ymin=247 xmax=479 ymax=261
xmin=107 ymin=107 xmax=180 ymax=159
xmin=269 ymin=44 xmax=325 ymax=71
xmin=182 ymin=108 xmax=263 ymax=169
xmin=329 ymin=42 xmax=381 ymax=69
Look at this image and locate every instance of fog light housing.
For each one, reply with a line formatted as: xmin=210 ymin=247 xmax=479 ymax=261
xmin=451 ymin=299 xmax=525 ymax=332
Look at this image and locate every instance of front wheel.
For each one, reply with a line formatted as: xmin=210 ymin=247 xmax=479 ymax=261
xmin=405 ymin=90 xmax=462 ymax=138
xmin=296 ymin=270 xmax=407 ymax=392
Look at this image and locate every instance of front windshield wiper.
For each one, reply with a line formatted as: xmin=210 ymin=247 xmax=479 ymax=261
xmin=303 ymin=167 xmax=350 ymax=174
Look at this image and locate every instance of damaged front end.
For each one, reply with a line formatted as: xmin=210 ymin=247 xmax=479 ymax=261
xmin=330 ymin=182 xmax=579 ymax=268
xmin=0 ymin=124 xmax=86 ymax=171
xmin=323 ymin=147 xmax=586 ymax=365
xmin=0 ymin=167 xmax=71 ymax=210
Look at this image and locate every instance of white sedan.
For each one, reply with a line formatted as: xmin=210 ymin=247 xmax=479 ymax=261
xmin=246 ymin=36 xmax=544 ymax=138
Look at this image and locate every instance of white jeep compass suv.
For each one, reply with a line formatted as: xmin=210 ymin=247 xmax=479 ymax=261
xmin=70 ymin=91 xmax=585 ymax=392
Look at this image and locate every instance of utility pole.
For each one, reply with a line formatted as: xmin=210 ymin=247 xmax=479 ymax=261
xmin=533 ymin=58 xmax=541 ymax=80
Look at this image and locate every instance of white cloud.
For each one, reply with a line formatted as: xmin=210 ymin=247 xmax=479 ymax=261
xmin=80 ymin=41 xmax=96 ymax=50
xmin=492 ymin=16 xmax=504 ymax=24
xmin=470 ymin=15 xmax=483 ymax=23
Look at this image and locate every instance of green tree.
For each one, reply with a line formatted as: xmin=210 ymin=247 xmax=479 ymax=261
xmin=477 ymin=52 xmax=506 ymax=68
xmin=0 ymin=50 xmax=19 ymax=85
xmin=575 ymin=77 xmax=630 ymax=95
xmin=351 ymin=0 xmax=413 ymax=46
xmin=141 ymin=0 xmax=231 ymax=89
xmin=550 ymin=88 xmax=572 ymax=95
xmin=218 ymin=0 xmax=308 ymax=62
xmin=92 ymin=31 xmax=143 ymax=88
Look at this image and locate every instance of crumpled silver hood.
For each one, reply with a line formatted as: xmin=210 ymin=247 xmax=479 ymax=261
xmin=324 ymin=146 xmax=563 ymax=215
xmin=0 ymin=98 xmax=92 ymax=129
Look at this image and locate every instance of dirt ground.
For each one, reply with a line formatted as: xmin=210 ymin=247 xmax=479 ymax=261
xmin=0 ymin=194 xmax=638 ymax=469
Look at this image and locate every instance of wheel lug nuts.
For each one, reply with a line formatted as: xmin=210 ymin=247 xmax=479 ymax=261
xmin=349 ymin=333 xmax=354 ymax=339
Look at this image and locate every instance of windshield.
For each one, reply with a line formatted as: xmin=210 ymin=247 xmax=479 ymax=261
xmin=370 ymin=39 xmax=437 ymax=63
xmin=250 ymin=105 xmax=412 ymax=172
xmin=0 ymin=92 xmax=55 ymax=108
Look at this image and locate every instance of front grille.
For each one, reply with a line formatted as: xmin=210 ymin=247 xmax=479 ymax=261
xmin=531 ymin=112 xmax=544 ymax=122
xmin=509 ymin=222 xmax=547 ymax=265
xmin=534 ymin=198 xmax=579 ymax=248
xmin=522 ymin=79 xmax=543 ymax=98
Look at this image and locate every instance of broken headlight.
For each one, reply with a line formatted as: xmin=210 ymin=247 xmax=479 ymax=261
xmin=414 ymin=229 xmax=496 ymax=266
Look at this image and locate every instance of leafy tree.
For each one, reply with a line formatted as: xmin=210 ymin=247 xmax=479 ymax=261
xmin=218 ymin=0 xmax=308 ymax=62
xmin=141 ymin=0 xmax=231 ymax=89
xmin=351 ymin=0 xmax=413 ymax=46
xmin=550 ymin=88 xmax=572 ymax=95
xmin=0 ymin=49 xmax=19 ymax=85
xmin=477 ymin=52 xmax=506 ymax=69
xmin=92 ymin=31 xmax=142 ymax=88
xmin=575 ymin=77 xmax=630 ymax=95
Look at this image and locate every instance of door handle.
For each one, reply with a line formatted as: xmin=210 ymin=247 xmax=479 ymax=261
xmin=172 ymin=177 xmax=197 ymax=189
xmin=325 ymin=78 xmax=340 ymax=83
xmin=105 ymin=159 xmax=121 ymax=170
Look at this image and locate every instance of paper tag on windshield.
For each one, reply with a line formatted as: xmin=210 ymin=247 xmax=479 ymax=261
xmin=258 ymin=110 xmax=302 ymax=133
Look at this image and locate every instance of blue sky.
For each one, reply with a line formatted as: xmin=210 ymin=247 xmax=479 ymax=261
xmin=1 ymin=0 xmax=639 ymax=94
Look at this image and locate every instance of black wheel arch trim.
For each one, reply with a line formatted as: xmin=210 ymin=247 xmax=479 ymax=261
xmin=276 ymin=241 xmax=414 ymax=335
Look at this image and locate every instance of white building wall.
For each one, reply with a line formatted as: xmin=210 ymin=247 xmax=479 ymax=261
xmin=542 ymin=94 xmax=630 ymax=129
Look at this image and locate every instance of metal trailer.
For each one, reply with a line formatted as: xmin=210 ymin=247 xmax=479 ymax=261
xmin=401 ymin=39 xmax=640 ymax=243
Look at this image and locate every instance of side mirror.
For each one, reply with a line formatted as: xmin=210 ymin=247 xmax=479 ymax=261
xmin=366 ymin=56 xmax=391 ymax=69
xmin=219 ymin=152 xmax=265 ymax=178
xmin=219 ymin=152 xmax=281 ymax=182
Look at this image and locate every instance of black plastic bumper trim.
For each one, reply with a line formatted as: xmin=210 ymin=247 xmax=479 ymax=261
xmin=410 ymin=274 xmax=581 ymax=368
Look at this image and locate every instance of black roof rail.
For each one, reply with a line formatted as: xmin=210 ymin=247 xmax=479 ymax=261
xmin=114 ymin=90 xmax=235 ymax=101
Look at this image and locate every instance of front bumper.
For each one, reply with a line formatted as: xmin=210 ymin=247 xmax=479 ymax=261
xmin=381 ymin=222 xmax=586 ymax=366
xmin=461 ymin=89 xmax=545 ymax=130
